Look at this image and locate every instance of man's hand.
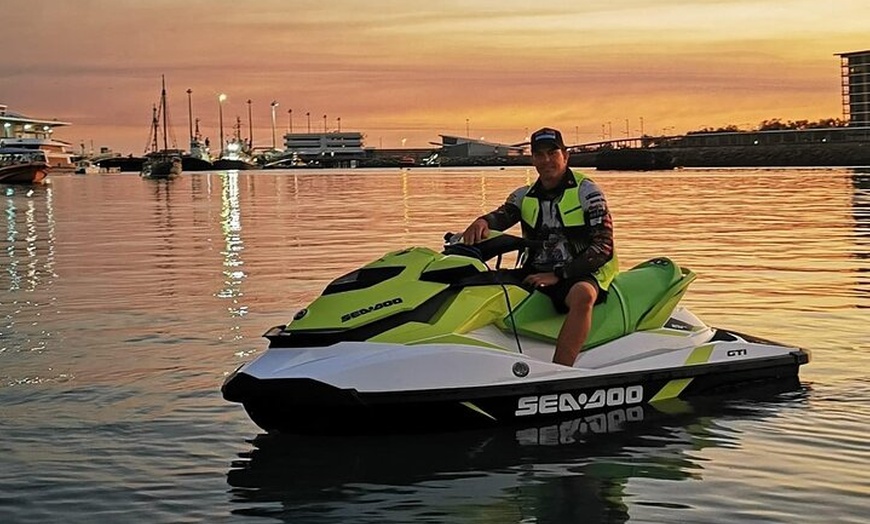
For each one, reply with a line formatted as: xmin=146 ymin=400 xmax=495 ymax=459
xmin=462 ymin=218 xmax=490 ymax=244
xmin=522 ymin=272 xmax=559 ymax=289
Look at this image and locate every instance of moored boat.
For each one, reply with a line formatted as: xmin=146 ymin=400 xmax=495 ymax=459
xmin=213 ymin=118 xmax=258 ymax=170
xmin=74 ymin=158 xmax=100 ymax=175
xmin=141 ymin=76 xmax=183 ymax=179
xmin=142 ymin=150 xmax=183 ymax=178
xmin=0 ymin=148 xmax=50 ymax=184
xmin=182 ymin=122 xmax=214 ymax=171
xmin=0 ymin=103 xmax=75 ymax=171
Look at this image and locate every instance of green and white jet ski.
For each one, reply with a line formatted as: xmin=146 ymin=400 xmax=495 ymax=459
xmin=222 ymin=233 xmax=809 ymax=434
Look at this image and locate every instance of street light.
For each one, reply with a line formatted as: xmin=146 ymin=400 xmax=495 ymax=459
xmin=218 ymin=93 xmax=227 ymax=156
xmin=287 ymin=108 xmax=293 ymax=133
xmin=270 ymin=100 xmax=279 ymax=149
xmin=323 ymin=114 xmax=327 ymax=133
xmin=337 ymin=117 xmax=341 ymax=133
xmin=306 ymin=112 xmax=311 ymax=133
xmin=246 ymin=99 xmax=253 ymax=148
xmin=186 ymin=89 xmax=193 ymax=144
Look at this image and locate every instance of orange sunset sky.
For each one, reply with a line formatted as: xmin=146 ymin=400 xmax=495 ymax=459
xmin=3 ymin=0 xmax=869 ymax=154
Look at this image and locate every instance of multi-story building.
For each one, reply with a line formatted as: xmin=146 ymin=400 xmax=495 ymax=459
xmin=837 ymin=50 xmax=870 ymax=126
xmin=280 ymin=131 xmax=366 ymax=167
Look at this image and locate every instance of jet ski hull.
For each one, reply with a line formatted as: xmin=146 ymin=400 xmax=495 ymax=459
xmin=222 ymin=327 xmax=808 ymax=435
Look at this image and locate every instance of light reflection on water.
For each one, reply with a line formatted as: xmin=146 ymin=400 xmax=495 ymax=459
xmin=0 ymin=168 xmax=867 ymax=524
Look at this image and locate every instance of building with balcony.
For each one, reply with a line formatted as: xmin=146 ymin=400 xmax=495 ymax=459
xmin=280 ymin=131 xmax=366 ymax=167
xmin=837 ymin=50 xmax=870 ymax=126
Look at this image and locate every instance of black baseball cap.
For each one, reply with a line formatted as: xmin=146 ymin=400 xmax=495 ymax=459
xmin=530 ymin=127 xmax=566 ymax=152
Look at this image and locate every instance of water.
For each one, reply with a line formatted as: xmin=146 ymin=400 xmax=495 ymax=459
xmin=0 ymin=167 xmax=868 ymax=523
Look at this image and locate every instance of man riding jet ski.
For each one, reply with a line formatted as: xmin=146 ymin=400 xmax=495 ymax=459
xmin=222 ymin=231 xmax=809 ymax=435
xmin=462 ymin=126 xmax=618 ymax=368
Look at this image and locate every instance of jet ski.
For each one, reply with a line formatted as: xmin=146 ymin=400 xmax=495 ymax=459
xmin=222 ymin=232 xmax=810 ymax=435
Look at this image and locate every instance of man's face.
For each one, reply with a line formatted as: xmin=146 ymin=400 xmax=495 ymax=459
xmin=531 ymin=146 xmax=569 ymax=188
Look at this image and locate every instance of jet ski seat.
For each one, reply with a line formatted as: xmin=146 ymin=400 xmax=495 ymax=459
xmin=505 ymin=258 xmax=696 ymax=349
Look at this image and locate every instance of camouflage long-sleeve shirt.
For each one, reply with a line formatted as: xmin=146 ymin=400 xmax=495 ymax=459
xmin=480 ymin=170 xmax=615 ymax=279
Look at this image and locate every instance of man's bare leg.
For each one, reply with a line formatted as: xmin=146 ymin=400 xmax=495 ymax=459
xmin=552 ymin=281 xmax=598 ymax=366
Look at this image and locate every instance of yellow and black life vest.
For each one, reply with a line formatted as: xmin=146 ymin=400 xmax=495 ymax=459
xmin=519 ymin=171 xmax=619 ymax=290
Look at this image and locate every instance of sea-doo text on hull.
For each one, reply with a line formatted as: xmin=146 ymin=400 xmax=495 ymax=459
xmin=222 ymin=233 xmax=809 ymax=434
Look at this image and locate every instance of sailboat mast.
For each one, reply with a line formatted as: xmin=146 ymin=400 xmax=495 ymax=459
xmin=150 ymin=104 xmax=159 ymax=153
xmin=161 ymin=75 xmax=169 ymax=151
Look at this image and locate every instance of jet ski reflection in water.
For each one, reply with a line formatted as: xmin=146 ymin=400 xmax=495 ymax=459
xmin=221 ymin=231 xmax=809 ymax=435
xmin=227 ymin=391 xmax=809 ymax=522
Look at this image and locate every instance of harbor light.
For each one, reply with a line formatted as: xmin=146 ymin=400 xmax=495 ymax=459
xmin=270 ymin=101 xmax=279 ymax=149
xmin=218 ymin=93 xmax=227 ymax=155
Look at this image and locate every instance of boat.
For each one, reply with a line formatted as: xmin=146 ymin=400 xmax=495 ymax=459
xmin=98 ymin=155 xmax=144 ymax=173
xmin=74 ymin=158 xmax=100 ymax=175
xmin=182 ymin=118 xmax=214 ymax=171
xmin=0 ymin=103 xmax=75 ymax=171
xmin=141 ymin=76 xmax=183 ymax=179
xmin=0 ymin=148 xmax=50 ymax=184
xmin=212 ymin=117 xmax=258 ymax=170
xmin=221 ymin=232 xmax=810 ymax=435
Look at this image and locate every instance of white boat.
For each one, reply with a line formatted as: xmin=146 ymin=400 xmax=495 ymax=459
xmin=213 ymin=117 xmax=258 ymax=170
xmin=0 ymin=104 xmax=75 ymax=171
xmin=74 ymin=159 xmax=100 ymax=175
xmin=182 ymin=118 xmax=214 ymax=171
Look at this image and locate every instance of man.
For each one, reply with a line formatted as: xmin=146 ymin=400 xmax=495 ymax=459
xmin=462 ymin=127 xmax=618 ymax=366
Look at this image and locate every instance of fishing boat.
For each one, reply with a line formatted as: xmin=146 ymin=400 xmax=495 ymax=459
xmin=182 ymin=118 xmax=214 ymax=171
xmin=212 ymin=117 xmax=258 ymax=170
xmin=0 ymin=148 xmax=50 ymax=184
xmin=141 ymin=76 xmax=183 ymax=179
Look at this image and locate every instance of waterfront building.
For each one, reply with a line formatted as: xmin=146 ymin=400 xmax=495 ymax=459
xmin=837 ymin=50 xmax=870 ymax=127
xmin=280 ymin=131 xmax=366 ymax=167
xmin=434 ymin=135 xmax=524 ymax=158
xmin=0 ymin=104 xmax=74 ymax=170
xmin=673 ymin=126 xmax=870 ymax=147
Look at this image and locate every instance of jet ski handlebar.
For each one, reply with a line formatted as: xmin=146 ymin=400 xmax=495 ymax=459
xmin=442 ymin=231 xmax=541 ymax=262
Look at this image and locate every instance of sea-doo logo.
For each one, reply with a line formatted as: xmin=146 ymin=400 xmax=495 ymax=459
xmin=341 ymin=297 xmax=403 ymax=323
xmin=516 ymin=406 xmax=646 ymax=445
xmin=515 ymin=385 xmax=644 ymax=417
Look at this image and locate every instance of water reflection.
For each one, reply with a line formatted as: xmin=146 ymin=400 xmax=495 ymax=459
xmin=1 ymin=185 xmax=57 ymax=377
xmin=216 ymin=172 xmax=247 ymax=339
xmin=148 ymin=179 xmax=178 ymax=305
xmin=850 ymin=171 xmax=870 ymax=301
xmin=2 ymin=185 xmax=55 ymax=293
xmin=226 ymin=387 xmax=807 ymax=523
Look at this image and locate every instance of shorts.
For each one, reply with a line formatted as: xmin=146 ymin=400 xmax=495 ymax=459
xmin=508 ymin=268 xmax=606 ymax=314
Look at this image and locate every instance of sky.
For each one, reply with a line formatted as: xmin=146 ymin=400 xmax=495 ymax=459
xmin=3 ymin=0 xmax=869 ymax=154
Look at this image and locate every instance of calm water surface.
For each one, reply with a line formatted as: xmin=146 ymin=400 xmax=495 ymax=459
xmin=0 ymin=167 xmax=868 ymax=523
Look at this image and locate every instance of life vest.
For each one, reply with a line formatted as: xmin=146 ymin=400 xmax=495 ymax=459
xmin=519 ymin=171 xmax=619 ymax=290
